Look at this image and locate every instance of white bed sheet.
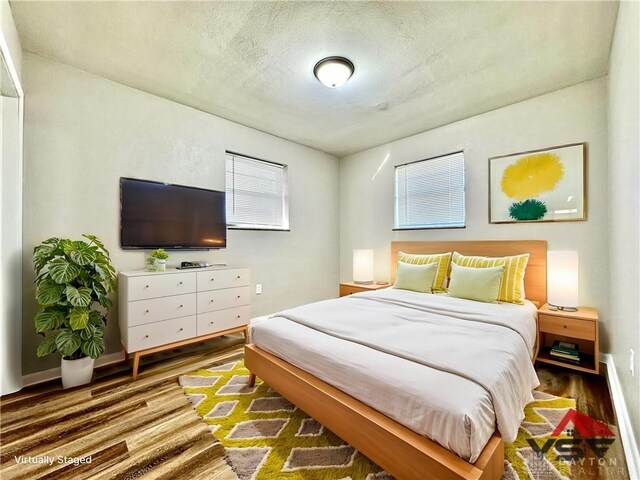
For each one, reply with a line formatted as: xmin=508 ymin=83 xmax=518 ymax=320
xmin=250 ymin=290 xmax=538 ymax=462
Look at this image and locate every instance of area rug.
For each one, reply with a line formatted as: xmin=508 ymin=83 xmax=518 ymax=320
xmin=179 ymin=359 xmax=584 ymax=480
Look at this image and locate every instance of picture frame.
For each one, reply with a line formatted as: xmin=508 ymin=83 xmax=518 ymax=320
xmin=489 ymin=142 xmax=586 ymax=224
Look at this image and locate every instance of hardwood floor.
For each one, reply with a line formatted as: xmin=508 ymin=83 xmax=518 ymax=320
xmin=1 ymin=335 xmax=244 ymax=480
xmin=535 ymin=363 xmax=630 ymax=480
xmin=1 ymin=338 xmax=630 ymax=480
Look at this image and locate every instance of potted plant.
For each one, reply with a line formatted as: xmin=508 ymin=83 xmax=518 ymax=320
xmin=32 ymin=235 xmax=116 ymax=389
xmin=150 ymin=248 xmax=169 ymax=271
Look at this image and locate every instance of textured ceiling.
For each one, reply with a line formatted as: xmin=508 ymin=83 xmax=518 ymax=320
xmin=11 ymin=1 xmax=618 ymax=157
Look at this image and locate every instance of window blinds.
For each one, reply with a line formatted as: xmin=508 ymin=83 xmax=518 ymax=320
xmin=394 ymin=152 xmax=465 ymax=229
xmin=226 ymin=153 xmax=289 ymax=229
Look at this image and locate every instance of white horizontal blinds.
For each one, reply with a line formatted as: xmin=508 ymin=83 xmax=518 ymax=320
xmin=226 ymin=153 xmax=288 ymax=229
xmin=395 ymin=152 xmax=465 ymax=229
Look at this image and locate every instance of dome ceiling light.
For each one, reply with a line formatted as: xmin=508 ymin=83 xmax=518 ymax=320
xmin=313 ymin=56 xmax=354 ymax=88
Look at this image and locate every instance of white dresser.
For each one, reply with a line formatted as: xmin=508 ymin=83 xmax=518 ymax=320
xmin=118 ymin=266 xmax=250 ymax=379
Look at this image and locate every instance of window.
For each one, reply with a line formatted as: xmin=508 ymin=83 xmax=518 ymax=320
xmin=394 ymin=151 xmax=465 ymax=229
xmin=225 ymin=152 xmax=289 ymax=230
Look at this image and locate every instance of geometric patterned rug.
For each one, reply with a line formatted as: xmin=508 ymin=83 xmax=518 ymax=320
xmin=178 ymin=357 xmax=581 ymax=480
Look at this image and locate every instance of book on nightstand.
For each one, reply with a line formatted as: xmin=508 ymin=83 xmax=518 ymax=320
xmin=550 ymin=341 xmax=581 ymax=365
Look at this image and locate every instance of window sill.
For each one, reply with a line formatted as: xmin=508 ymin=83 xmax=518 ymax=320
xmin=393 ymin=226 xmax=466 ymax=231
xmin=228 ymin=226 xmax=290 ymax=232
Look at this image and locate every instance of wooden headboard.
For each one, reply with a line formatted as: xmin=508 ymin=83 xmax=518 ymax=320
xmin=390 ymin=240 xmax=547 ymax=306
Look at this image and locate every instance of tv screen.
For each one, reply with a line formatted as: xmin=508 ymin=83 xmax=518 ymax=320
xmin=120 ymin=177 xmax=226 ymax=250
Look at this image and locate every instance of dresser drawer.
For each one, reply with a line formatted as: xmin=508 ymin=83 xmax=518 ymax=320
xmin=197 ymin=286 xmax=250 ymax=313
xmin=126 ymin=293 xmax=196 ymax=327
xmin=126 ymin=315 xmax=197 ymax=352
xmin=539 ymin=314 xmax=595 ymax=340
xmin=197 ymin=306 xmax=250 ymax=336
xmin=197 ymin=268 xmax=250 ymax=292
xmin=128 ymin=273 xmax=196 ymax=301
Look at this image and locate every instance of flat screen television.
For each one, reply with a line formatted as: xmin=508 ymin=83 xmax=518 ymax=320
xmin=120 ymin=177 xmax=226 ymax=250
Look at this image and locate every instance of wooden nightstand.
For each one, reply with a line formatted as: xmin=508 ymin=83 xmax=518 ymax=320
xmin=340 ymin=282 xmax=389 ymax=297
xmin=536 ymin=303 xmax=599 ymax=374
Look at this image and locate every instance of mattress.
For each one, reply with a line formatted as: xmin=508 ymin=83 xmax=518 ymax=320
xmin=250 ymin=289 xmax=539 ymax=462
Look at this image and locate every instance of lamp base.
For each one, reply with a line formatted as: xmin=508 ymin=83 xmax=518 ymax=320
xmin=354 ymin=280 xmax=374 ymax=285
xmin=548 ymin=304 xmax=578 ymax=312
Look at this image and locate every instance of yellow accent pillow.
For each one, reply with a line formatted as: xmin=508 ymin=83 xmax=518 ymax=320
xmin=448 ymin=263 xmax=505 ymax=303
xmin=393 ymin=262 xmax=438 ymax=294
xmin=451 ymin=251 xmax=529 ymax=304
xmin=397 ymin=251 xmax=452 ymax=292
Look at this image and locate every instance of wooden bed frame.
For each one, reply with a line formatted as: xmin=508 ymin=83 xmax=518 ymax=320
xmin=245 ymin=240 xmax=547 ymax=480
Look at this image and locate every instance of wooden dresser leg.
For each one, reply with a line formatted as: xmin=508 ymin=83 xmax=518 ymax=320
xmin=248 ymin=373 xmax=256 ymax=387
xmin=132 ymin=352 xmax=140 ymax=380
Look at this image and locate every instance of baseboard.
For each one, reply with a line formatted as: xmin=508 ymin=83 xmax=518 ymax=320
xmin=602 ymin=353 xmax=640 ymax=480
xmin=21 ymin=350 xmax=125 ymax=388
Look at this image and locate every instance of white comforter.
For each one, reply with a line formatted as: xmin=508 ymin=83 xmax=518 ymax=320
xmin=263 ymin=289 xmax=539 ymax=446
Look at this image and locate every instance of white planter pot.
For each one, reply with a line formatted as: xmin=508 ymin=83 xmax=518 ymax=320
xmin=61 ymin=356 xmax=95 ymax=389
xmin=155 ymin=259 xmax=167 ymax=271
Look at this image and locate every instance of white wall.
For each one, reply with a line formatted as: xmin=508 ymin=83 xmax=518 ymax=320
xmin=0 ymin=1 xmax=20 ymax=80
xmin=340 ymin=78 xmax=610 ymax=343
xmin=22 ymin=53 xmax=339 ymax=375
xmin=0 ymin=0 xmax=23 ymax=395
xmin=608 ymin=0 xmax=640 ymax=446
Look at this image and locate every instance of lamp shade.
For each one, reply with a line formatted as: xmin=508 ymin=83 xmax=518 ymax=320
xmin=547 ymin=251 xmax=579 ymax=309
xmin=353 ymin=249 xmax=374 ymax=284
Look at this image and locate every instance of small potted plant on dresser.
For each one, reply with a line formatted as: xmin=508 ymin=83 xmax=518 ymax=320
xmin=32 ymin=235 xmax=117 ymax=388
xmin=149 ymin=248 xmax=169 ymax=272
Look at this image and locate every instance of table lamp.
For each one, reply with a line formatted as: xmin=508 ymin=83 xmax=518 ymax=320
xmin=547 ymin=251 xmax=579 ymax=311
xmin=353 ymin=249 xmax=374 ymax=284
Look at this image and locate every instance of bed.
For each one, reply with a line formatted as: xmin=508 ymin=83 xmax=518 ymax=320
xmin=245 ymin=240 xmax=547 ymax=480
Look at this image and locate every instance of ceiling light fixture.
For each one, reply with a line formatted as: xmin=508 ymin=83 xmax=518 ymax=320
xmin=313 ymin=56 xmax=354 ymax=88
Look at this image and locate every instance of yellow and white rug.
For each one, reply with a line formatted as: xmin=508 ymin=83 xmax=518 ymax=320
xmin=179 ymin=358 xmax=387 ymax=479
xmin=179 ymin=358 xmax=597 ymax=480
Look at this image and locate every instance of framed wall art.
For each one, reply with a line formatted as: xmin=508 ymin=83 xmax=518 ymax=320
xmin=489 ymin=142 xmax=586 ymax=224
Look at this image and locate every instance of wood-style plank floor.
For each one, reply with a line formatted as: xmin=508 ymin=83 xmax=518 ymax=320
xmin=1 ymin=336 xmax=630 ymax=480
xmin=1 ymin=335 xmax=244 ymax=480
xmin=535 ymin=363 xmax=630 ymax=480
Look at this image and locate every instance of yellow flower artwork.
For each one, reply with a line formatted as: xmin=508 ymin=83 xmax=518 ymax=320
xmin=501 ymin=153 xmax=564 ymax=200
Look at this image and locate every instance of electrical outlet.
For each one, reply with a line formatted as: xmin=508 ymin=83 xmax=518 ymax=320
xmin=256 ymin=284 xmax=262 ymax=295
xmin=631 ymin=349 xmax=635 ymax=377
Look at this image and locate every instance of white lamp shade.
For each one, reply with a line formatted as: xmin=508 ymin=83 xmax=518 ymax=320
xmin=547 ymin=251 xmax=579 ymax=308
xmin=353 ymin=249 xmax=374 ymax=283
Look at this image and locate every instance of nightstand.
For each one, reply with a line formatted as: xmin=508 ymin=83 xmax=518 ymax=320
xmin=536 ymin=303 xmax=599 ymax=374
xmin=339 ymin=282 xmax=389 ymax=297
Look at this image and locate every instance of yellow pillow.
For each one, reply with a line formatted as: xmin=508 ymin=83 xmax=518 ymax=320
xmin=451 ymin=252 xmax=529 ymax=304
xmin=397 ymin=251 xmax=452 ymax=292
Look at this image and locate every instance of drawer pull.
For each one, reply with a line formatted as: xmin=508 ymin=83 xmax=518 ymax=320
xmin=237 ymin=275 xmax=241 ymax=279
xmin=179 ymin=281 xmax=183 ymax=285
xmin=237 ymin=315 xmax=241 ymax=319
xmin=237 ymin=295 xmax=241 ymax=299
xmin=210 ymin=321 xmax=215 ymax=325
xmin=210 ymin=278 xmax=215 ymax=282
xmin=210 ymin=299 xmax=214 ymax=303
xmin=179 ymin=304 xmax=183 ymax=308
xmin=145 ymin=309 xmax=150 ymax=313
xmin=179 ymin=328 xmax=184 ymax=332
xmin=144 ymin=285 xmax=149 ymax=289
xmin=144 ymin=335 xmax=149 ymax=338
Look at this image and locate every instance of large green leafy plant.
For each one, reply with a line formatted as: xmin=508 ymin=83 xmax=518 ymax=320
xmin=33 ymin=235 xmax=116 ymax=360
